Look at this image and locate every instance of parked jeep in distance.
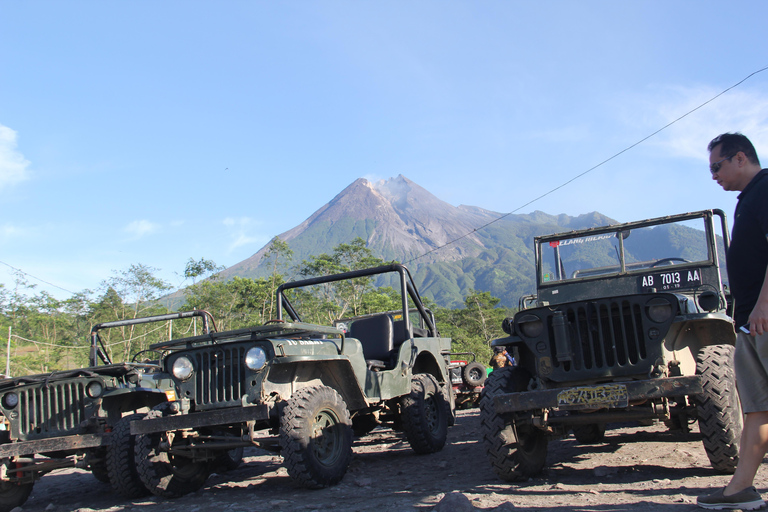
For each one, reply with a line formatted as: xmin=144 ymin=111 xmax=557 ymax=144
xmin=480 ymin=209 xmax=740 ymax=481
xmin=0 ymin=311 xmax=211 ymax=511
xmin=448 ymin=353 xmax=486 ymax=409
xmin=131 ymin=263 xmax=455 ymax=498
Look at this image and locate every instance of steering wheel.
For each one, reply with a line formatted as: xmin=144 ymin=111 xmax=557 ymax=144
xmin=650 ymin=257 xmax=691 ymax=267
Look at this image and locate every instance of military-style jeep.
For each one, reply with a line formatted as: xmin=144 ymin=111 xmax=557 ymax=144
xmin=0 ymin=311 xmax=209 ymax=511
xmin=447 ymin=353 xmax=486 ymax=409
xmin=130 ymin=263 xmax=455 ymax=498
xmin=480 ymin=209 xmax=741 ymax=481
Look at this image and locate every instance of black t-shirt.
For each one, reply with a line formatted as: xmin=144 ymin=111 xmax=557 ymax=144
xmin=727 ymin=169 xmax=768 ymax=326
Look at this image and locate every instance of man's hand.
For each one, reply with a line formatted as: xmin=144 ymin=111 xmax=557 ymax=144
xmin=748 ymin=299 xmax=768 ymax=336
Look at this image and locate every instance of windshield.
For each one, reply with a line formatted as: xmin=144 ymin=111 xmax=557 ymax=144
xmin=538 ymin=216 xmax=718 ymax=285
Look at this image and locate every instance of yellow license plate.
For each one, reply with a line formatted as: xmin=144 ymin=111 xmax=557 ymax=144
xmin=557 ymin=384 xmax=629 ymax=409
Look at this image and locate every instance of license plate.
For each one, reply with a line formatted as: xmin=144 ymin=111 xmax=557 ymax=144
xmin=639 ymin=268 xmax=701 ymax=292
xmin=557 ymin=384 xmax=629 ymax=409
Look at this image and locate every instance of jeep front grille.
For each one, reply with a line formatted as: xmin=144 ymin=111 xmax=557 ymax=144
xmin=564 ymin=301 xmax=646 ymax=369
xmin=191 ymin=346 xmax=247 ymax=409
xmin=18 ymin=381 xmax=90 ymax=438
xmin=538 ymin=297 xmax=669 ymax=381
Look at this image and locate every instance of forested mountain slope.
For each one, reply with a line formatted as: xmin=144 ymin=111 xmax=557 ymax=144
xmin=219 ymin=175 xmax=617 ymax=307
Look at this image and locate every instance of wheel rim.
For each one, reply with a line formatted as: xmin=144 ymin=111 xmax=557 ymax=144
xmin=424 ymin=393 xmax=440 ymax=434
xmin=311 ymin=409 xmax=344 ymax=467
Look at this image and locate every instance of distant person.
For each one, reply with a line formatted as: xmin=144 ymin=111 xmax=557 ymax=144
xmin=697 ymin=133 xmax=768 ymax=511
xmin=489 ymin=346 xmax=514 ymax=370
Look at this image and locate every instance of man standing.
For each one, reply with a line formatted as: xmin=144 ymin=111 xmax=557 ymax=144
xmin=698 ymin=133 xmax=768 ymax=510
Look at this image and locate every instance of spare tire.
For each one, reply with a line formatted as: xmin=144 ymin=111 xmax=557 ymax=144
xmin=463 ymin=362 xmax=487 ymax=387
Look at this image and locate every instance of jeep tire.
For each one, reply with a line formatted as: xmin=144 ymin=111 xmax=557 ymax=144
xmin=693 ymin=344 xmax=742 ymax=473
xmin=463 ymin=362 xmax=487 ymax=388
xmin=572 ymin=423 xmax=606 ymax=444
xmin=479 ymin=366 xmax=548 ymax=481
xmin=89 ymin=448 xmax=110 ymax=484
xmin=0 ymin=461 xmax=34 ymax=512
xmin=135 ymin=408 xmax=211 ymax=498
xmin=279 ymin=385 xmax=353 ymax=489
xmin=106 ymin=413 xmax=150 ymax=498
xmin=400 ymin=373 xmax=451 ymax=454
xmin=210 ymin=447 xmax=244 ymax=473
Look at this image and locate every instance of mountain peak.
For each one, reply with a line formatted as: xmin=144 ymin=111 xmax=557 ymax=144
xmin=217 ymin=175 xmax=613 ymax=307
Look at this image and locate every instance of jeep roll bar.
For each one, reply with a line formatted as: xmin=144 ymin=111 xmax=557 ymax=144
xmin=275 ymin=263 xmax=437 ymax=339
xmin=89 ymin=310 xmax=217 ymax=367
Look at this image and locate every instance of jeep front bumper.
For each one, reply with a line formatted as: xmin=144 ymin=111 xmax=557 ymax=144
xmin=493 ymin=375 xmax=702 ymax=414
xmin=130 ymin=403 xmax=271 ymax=436
xmin=0 ymin=433 xmax=107 ymax=459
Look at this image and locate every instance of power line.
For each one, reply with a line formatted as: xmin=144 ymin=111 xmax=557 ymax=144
xmin=0 ymin=260 xmax=78 ymax=296
xmin=405 ymin=65 xmax=768 ymax=265
xmin=3 ymin=67 xmax=767 ymax=289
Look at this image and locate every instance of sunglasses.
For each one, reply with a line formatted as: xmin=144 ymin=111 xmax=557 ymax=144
xmin=710 ymin=154 xmax=735 ymax=175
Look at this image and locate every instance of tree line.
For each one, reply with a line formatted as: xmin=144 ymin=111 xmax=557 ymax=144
xmin=0 ymin=237 xmax=513 ymax=377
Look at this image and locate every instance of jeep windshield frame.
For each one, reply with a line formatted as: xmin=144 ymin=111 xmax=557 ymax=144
xmin=533 ymin=209 xmax=730 ymax=306
xmin=89 ymin=310 xmax=217 ymax=366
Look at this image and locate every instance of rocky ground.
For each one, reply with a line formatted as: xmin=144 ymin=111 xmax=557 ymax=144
xmin=13 ymin=409 xmax=766 ymax=512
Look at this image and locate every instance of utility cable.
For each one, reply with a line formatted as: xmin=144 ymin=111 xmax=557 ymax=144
xmin=405 ymin=65 xmax=768 ymax=265
xmin=0 ymin=259 xmax=77 ymax=295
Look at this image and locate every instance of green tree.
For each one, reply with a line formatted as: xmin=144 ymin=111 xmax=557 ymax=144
xmin=93 ymin=264 xmax=173 ymax=362
xmin=184 ymin=257 xmax=224 ymax=284
xmin=182 ymin=276 xmax=277 ymax=331
xmin=294 ymin=238 xmax=386 ymax=322
xmin=263 ymin=238 xmax=293 ymax=320
xmin=436 ymin=290 xmax=512 ymax=367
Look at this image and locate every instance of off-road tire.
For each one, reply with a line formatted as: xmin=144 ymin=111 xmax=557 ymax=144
xmin=693 ymin=344 xmax=742 ymax=473
xmin=352 ymin=413 xmax=380 ymax=437
xmin=106 ymin=413 xmax=150 ymax=498
xmin=89 ymin=448 xmax=110 ymax=484
xmin=479 ymin=366 xmax=548 ymax=481
xmin=463 ymin=362 xmax=487 ymax=388
xmin=279 ymin=385 xmax=353 ymax=488
xmin=572 ymin=423 xmax=606 ymax=444
xmin=0 ymin=463 xmax=34 ymax=512
xmin=400 ymin=373 xmax=451 ymax=454
xmin=210 ymin=447 xmax=244 ymax=473
xmin=135 ymin=408 xmax=210 ymax=498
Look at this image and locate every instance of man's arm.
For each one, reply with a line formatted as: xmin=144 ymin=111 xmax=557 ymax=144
xmin=748 ymin=263 xmax=768 ymax=336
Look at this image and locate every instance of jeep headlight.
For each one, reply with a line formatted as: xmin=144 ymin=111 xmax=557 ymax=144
xmin=86 ymin=381 xmax=104 ymax=398
xmin=2 ymin=392 xmax=18 ymax=409
xmin=172 ymin=356 xmax=194 ymax=381
xmin=647 ymin=297 xmax=673 ymax=323
xmin=517 ymin=314 xmax=544 ymax=338
xmin=245 ymin=347 xmax=267 ymax=371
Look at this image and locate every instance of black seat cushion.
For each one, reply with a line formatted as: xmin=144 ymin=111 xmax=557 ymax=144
xmin=349 ymin=315 xmax=395 ymax=363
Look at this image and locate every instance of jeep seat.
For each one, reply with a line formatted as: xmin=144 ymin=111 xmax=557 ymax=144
xmin=349 ymin=315 xmax=395 ymax=370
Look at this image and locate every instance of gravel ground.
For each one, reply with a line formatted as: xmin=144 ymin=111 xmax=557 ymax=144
xmin=12 ymin=409 xmax=766 ymax=512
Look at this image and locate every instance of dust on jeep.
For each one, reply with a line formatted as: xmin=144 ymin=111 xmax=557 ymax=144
xmin=479 ymin=209 xmax=740 ymax=481
xmin=0 ymin=311 xmax=211 ymax=512
xmin=130 ymin=263 xmax=455 ymax=498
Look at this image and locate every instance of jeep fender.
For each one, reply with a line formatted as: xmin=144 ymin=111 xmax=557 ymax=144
xmin=263 ymin=358 xmax=368 ymax=411
xmin=665 ymin=313 xmax=736 ymax=354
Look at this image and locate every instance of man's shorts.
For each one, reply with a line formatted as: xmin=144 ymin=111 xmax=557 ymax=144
xmin=734 ymin=330 xmax=768 ymax=413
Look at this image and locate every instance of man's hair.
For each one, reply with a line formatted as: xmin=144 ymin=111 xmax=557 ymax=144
xmin=708 ymin=132 xmax=761 ymax=166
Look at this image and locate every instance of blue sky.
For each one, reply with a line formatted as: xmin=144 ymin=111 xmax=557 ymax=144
xmin=2 ymin=1 xmax=768 ymax=300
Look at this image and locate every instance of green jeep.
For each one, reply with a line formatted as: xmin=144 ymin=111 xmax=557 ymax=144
xmin=0 ymin=311 xmax=210 ymax=511
xmin=131 ymin=263 xmax=455 ymax=498
xmin=480 ymin=209 xmax=741 ymax=481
